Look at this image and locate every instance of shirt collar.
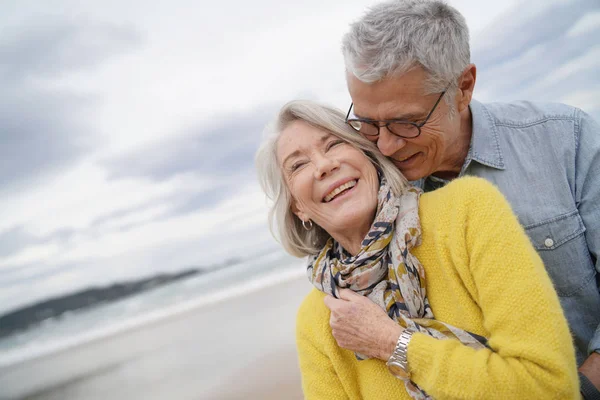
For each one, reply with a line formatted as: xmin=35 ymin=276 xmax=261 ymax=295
xmin=468 ymin=99 xmax=505 ymax=170
xmin=409 ymin=99 xmax=505 ymax=190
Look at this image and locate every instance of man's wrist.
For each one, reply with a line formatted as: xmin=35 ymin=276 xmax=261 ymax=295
xmin=579 ymin=352 xmax=600 ymax=388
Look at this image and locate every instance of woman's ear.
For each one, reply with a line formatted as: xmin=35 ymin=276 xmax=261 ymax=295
xmin=291 ymin=200 xmax=309 ymax=223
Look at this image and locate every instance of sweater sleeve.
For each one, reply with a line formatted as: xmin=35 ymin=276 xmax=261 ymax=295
xmin=296 ymin=290 xmax=350 ymax=400
xmin=408 ymin=178 xmax=580 ymax=400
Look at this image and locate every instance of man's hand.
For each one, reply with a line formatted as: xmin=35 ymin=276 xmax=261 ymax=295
xmin=324 ymin=288 xmax=403 ymax=361
xmin=579 ymin=352 xmax=600 ymax=390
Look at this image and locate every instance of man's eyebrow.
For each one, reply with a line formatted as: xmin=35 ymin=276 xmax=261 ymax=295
xmin=392 ymin=112 xmax=425 ymax=121
xmin=352 ymin=110 xmax=425 ymax=122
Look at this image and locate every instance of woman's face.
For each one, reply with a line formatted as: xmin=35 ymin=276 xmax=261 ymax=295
xmin=277 ymin=120 xmax=380 ymax=240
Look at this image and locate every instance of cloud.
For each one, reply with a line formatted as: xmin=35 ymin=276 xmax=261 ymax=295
xmin=566 ymin=10 xmax=600 ymax=37
xmin=0 ymin=18 xmax=142 ymax=80
xmin=0 ymin=87 xmax=91 ymax=189
xmin=0 ymin=227 xmax=41 ymax=259
xmin=103 ymin=106 xmax=274 ymax=181
xmin=0 ymin=19 xmax=143 ymax=189
xmin=92 ymin=106 xmax=278 ymax=224
xmin=472 ymin=0 xmax=594 ymax=68
xmin=472 ymin=0 xmax=600 ymax=117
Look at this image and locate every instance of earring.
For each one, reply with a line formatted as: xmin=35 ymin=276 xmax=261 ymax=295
xmin=302 ymin=219 xmax=313 ymax=230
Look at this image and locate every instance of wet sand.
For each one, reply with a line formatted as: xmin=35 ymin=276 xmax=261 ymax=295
xmin=0 ymin=273 xmax=311 ymax=400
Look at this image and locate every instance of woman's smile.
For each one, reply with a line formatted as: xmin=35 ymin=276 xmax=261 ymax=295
xmin=322 ymin=178 xmax=359 ymax=203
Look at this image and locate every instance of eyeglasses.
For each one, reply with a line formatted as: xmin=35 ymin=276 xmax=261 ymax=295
xmin=344 ymin=88 xmax=448 ymax=139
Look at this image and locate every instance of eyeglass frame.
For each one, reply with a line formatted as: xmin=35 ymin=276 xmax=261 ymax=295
xmin=344 ymin=86 xmax=449 ymax=139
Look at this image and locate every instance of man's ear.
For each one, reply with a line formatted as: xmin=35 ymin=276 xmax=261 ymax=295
xmin=457 ymin=64 xmax=477 ymax=113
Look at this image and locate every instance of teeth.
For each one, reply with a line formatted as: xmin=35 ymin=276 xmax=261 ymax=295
xmin=324 ymin=180 xmax=357 ymax=202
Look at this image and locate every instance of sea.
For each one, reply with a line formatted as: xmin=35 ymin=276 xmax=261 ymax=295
xmin=0 ymin=248 xmax=308 ymax=400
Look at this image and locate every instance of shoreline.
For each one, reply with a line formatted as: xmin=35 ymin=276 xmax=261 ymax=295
xmin=0 ymin=266 xmax=306 ymax=369
xmin=0 ymin=270 xmax=311 ymax=400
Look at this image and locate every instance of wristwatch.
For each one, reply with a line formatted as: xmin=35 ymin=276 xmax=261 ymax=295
xmin=386 ymin=329 xmax=414 ymax=381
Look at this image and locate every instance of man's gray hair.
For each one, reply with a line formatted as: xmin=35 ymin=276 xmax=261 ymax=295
xmin=255 ymin=100 xmax=409 ymax=257
xmin=342 ymin=0 xmax=470 ymax=94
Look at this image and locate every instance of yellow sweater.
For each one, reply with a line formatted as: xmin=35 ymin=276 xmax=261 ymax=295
xmin=296 ymin=177 xmax=579 ymax=400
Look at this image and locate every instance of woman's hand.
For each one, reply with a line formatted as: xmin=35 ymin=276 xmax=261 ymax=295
xmin=324 ymin=288 xmax=403 ymax=361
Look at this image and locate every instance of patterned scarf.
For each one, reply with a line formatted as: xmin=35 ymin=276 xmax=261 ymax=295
xmin=307 ymin=178 xmax=488 ymax=399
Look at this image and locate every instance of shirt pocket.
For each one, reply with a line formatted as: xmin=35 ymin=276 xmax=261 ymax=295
xmin=524 ymin=211 xmax=594 ymax=297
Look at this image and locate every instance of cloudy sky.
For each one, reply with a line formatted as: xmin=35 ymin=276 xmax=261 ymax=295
xmin=0 ymin=0 xmax=598 ymax=315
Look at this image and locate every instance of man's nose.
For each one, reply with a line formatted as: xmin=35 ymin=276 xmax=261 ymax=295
xmin=314 ymin=154 xmax=339 ymax=179
xmin=377 ymin=127 xmax=407 ymax=157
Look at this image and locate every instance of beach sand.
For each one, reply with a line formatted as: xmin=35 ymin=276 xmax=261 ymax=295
xmin=0 ymin=272 xmax=312 ymax=400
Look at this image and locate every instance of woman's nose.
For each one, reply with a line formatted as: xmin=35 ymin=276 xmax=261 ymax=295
xmin=313 ymin=154 xmax=339 ymax=179
xmin=377 ymin=127 xmax=407 ymax=157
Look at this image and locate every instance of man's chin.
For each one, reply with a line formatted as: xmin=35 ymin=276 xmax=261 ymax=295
xmin=398 ymin=169 xmax=424 ymax=182
xmin=393 ymin=162 xmax=426 ymax=182
xmin=391 ymin=153 xmax=427 ymax=180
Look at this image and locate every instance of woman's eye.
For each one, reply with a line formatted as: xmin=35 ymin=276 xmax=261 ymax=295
xmin=291 ymin=161 xmax=306 ymax=171
xmin=326 ymin=140 xmax=344 ymax=151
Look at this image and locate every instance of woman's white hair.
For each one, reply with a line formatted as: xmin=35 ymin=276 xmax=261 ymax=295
xmin=342 ymin=0 xmax=470 ymax=96
xmin=255 ymin=100 xmax=409 ymax=258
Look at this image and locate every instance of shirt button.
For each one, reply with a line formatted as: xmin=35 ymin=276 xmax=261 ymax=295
xmin=544 ymin=238 xmax=554 ymax=248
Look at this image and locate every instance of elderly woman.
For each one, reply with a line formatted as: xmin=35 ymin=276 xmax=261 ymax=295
xmin=255 ymin=100 xmax=579 ymax=399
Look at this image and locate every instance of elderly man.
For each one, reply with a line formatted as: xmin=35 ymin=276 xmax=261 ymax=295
xmin=325 ymin=0 xmax=600 ymax=397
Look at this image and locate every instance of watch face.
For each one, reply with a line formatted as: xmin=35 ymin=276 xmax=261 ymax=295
xmin=387 ymin=361 xmax=410 ymax=381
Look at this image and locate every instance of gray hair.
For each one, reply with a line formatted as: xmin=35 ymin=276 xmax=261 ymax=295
xmin=342 ymin=0 xmax=470 ymax=96
xmin=255 ymin=100 xmax=409 ymax=257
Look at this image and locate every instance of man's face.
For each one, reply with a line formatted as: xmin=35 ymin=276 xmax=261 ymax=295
xmin=347 ymin=67 xmax=464 ymax=181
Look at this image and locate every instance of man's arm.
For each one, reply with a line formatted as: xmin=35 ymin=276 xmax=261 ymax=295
xmin=574 ymin=108 xmax=600 ymax=392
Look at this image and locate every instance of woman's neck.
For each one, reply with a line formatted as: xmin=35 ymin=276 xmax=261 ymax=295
xmin=335 ymin=235 xmax=364 ymax=257
xmin=329 ymin=209 xmax=376 ymax=256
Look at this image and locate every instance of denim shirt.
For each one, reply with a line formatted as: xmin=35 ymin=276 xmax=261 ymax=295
xmin=413 ymin=99 xmax=600 ymax=366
